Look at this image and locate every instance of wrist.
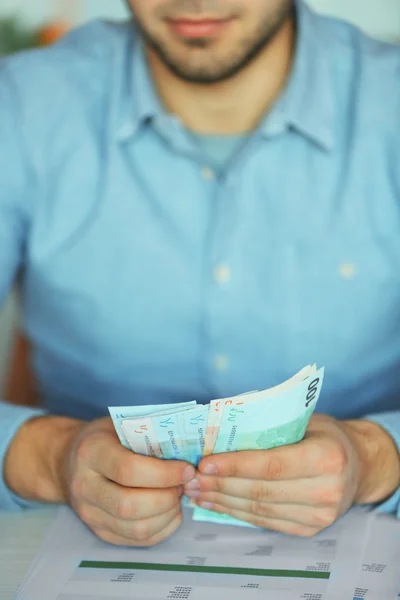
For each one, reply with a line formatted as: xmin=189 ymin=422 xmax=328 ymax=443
xmin=4 ymin=415 xmax=85 ymax=504
xmin=343 ymin=419 xmax=400 ymax=505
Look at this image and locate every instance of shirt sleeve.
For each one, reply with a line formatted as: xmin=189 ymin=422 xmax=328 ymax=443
xmin=363 ymin=411 xmax=400 ymax=517
xmin=0 ymin=59 xmax=49 ymax=511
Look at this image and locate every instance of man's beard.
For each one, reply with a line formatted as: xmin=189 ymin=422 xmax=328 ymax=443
xmin=127 ymin=1 xmax=294 ymax=85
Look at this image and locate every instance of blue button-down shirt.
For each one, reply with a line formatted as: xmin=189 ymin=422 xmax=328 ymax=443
xmin=1 ymin=1 xmax=400 ymax=513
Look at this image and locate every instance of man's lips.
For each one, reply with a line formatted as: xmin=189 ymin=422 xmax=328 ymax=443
xmin=167 ymin=18 xmax=233 ymax=38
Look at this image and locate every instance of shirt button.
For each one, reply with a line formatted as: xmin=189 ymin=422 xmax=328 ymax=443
xmin=214 ymin=265 xmax=231 ymax=284
xmin=201 ymin=166 xmax=216 ymax=181
xmin=339 ymin=263 xmax=357 ymax=279
xmin=215 ymin=355 xmax=229 ymax=371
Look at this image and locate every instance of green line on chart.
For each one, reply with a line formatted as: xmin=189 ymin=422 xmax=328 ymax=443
xmin=79 ymin=561 xmax=330 ymax=579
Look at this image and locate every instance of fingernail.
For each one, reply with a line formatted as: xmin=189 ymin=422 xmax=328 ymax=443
xmin=182 ymin=465 xmax=196 ymax=484
xmin=199 ymin=501 xmax=214 ymax=510
xmin=185 ymin=489 xmax=201 ymax=498
xmin=185 ymin=478 xmax=200 ymax=491
xmin=202 ymin=464 xmax=218 ymax=475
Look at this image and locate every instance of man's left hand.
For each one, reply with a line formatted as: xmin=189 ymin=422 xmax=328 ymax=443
xmin=183 ymin=415 xmax=400 ymax=536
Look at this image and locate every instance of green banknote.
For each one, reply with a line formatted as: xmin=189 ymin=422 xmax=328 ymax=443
xmin=212 ymin=370 xmax=323 ymax=454
xmin=193 ymin=368 xmax=324 ymax=526
xmin=109 ymin=365 xmax=325 ymax=528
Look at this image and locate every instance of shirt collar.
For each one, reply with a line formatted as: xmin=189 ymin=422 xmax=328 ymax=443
xmin=115 ymin=27 xmax=167 ymax=142
xmin=116 ymin=2 xmax=336 ymax=151
xmin=259 ymin=1 xmax=336 ymax=151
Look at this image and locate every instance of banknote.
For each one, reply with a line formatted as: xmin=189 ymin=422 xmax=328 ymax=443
xmin=108 ymin=401 xmax=196 ymax=449
xmin=180 ymin=405 xmax=209 ymax=466
xmin=109 ymin=365 xmax=325 ymax=527
xmin=202 ymin=366 xmax=316 ymax=456
xmin=193 ymin=368 xmax=324 ymax=526
xmin=121 ymin=404 xmax=209 ymax=463
xmin=212 ymin=367 xmax=324 ymax=454
xmin=121 ymin=417 xmax=163 ymax=458
xmin=191 ymin=505 xmax=258 ymax=528
xmin=120 ymin=403 xmax=198 ymax=459
xmin=202 ymin=395 xmax=236 ymax=457
xmin=151 ymin=409 xmax=190 ymax=460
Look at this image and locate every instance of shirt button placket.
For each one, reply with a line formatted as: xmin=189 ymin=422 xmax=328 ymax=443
xmin=203 ymin=171 xmax=237 ymax=396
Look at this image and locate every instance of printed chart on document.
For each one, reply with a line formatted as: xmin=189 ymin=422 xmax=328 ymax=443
xmin=27 ymin=507 xmax=367 ymax=600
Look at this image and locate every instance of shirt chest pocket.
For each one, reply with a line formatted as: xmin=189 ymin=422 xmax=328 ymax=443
xmin=284 ymin=237 xmax=400 ymax=369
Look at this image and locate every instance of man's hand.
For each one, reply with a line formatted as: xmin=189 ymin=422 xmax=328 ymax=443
xmin=184 ymin=415 xmax=400 ymax=536
xmin=5 ymin=416 xmax=195 ymax=546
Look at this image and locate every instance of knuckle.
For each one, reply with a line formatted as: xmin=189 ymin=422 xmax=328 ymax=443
xmin=70 ymin=475 xmax=85 ymax=500
xmin=94 ymin=528 xmax=108 ymax=542
xmin=250 ymin=500 xmax=275 ymax=519
xmin=251 ymin=514 xmax=273 ymax=530
xmin=114 ymin=495 xmax=133 ymax=521
xmin=216 ymin=505 xmax=235 ymax=520
xmin=77 ymin=503 xmax=94 ymax=526
xmin=114 ymin=458 xmax=134 ymax=486
xmin=131 ymin=521 xmax=152 ymax=542
xmin=251 ymin=482 xmax=273 ymax=503
xmin=75 ymin=436 xmax=92 ymax=463
xmin=315 ymin=483 xmax=345 ymax=507
xmin=174 ymin=509 xmax=183 ymax=527
xmin=263 ymin=456 xmax=283 ymax=481
xmin=294 ymin=443 xmax=309 ymax=466
xmin=214 ymin=478 xmax=225 ymax=494
xmin=162 ymin=511 xmax=183 ymax=540
xmin=220 ymin=507 xmax=265 ymax=530
xmin=292 ymin=524 xmax=319 ymax=538
xmin=313 ymin=507 xmax=338 ymax=528
xmin=322 ymin=444 xmax=348 ymax=474
xmin=226 ymin=460 xmax=240 ymax=478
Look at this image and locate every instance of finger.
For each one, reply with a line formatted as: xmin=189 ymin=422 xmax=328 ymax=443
xmin=193 ymin=503 xmax=320 ymax=537
xmin=194 ymin=493 xmax=338 ymax=529
xmin=186 ymin=475 xmax=336 ymax=506
xmin=81 ymin=503 xmax=181 ymax=541
xmin=80 ymin=433 xmax=196 ymax=487
xmin=198 ymin=439 xmax=330 ymax=481
xmin=92 ymin=508 xmax=183 ymax=547
xmin=77 ymin=471 xmax=183 ymax=520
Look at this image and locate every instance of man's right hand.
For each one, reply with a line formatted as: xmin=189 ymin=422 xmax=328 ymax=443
xmin=4 ymin=416 xmax=196 ymax=546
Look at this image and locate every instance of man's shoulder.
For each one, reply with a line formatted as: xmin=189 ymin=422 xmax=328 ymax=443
xmin=1 ymin=19 xmax=135 ymax=74
xmin=318 ymin=11 xmax=400 ymax=85
xmin=0 ymin=20 xmax=136 ymax=119
xmin=313 ymin=6 xmax=400 ymax=58
xmin=314 ymin=10 xmax=400 ymax=128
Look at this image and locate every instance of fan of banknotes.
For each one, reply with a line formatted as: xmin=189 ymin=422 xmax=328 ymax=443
xmin=109 ymin=364 xmax=324 ymax=526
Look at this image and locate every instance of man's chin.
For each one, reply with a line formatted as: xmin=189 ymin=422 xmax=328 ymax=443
xmin=154 ymin=63 xmax=241 ymax=85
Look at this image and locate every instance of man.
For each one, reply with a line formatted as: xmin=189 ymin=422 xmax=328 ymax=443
xmin=1 ymin=0 xmax=400 ymax=547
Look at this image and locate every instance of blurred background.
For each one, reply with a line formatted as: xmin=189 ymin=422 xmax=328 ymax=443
xmin=0 ymin=0 xmax=399 ymax=392
xmin=0 ymin=0 xmax=399 ymax=50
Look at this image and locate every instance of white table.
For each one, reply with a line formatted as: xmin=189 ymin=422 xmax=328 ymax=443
xmin=0 ymin=507 xmax=57 ymax=600
xmin=1 ymin=508 xmax=399 ymax=600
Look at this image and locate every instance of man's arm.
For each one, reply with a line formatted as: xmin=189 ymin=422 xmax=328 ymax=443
xmin=0 ymin=407 xmax=74 ymax=509
xmin=0 ymin=58 xmax=79 ymax=512
xmin=0 ymin=59 xmax=51 ymax=510
xmin=362 ymin=412 xmax=400 ymax=515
